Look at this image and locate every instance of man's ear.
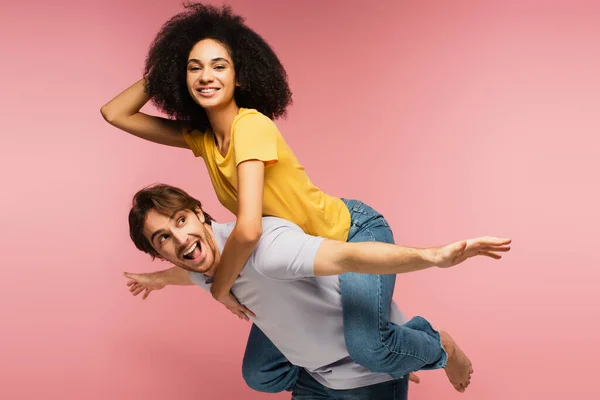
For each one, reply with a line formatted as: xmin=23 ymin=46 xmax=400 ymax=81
xmin=194 ymin=207 xmax=206 ymax=223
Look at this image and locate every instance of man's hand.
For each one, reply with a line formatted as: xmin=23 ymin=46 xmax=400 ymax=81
xmin=124 ymin=272 xmax=166 ymax=300
xmin=214 ymin=291 xmax=256 ymax=321
xmin=434 ymin=237 xmax=512 ymax=268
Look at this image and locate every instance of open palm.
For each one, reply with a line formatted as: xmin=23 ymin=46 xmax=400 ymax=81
xmin=436 ymin=237 xmax=511 ymax=268
xmin=124 ymin=272 xmax=165 ymax=299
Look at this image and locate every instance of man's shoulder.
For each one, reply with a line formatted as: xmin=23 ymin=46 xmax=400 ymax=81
xmin=255 ymin=217 xmax=302 ymax=250
xmin=261 ymin=216 xmax=302 ymax=232
xmin=245 ymin=217 xmax=321 ymax=280
xmin=217 ymin=217 xmax=302 ymax=251
xmin=217 ymin=217 xmax=300 ymax=241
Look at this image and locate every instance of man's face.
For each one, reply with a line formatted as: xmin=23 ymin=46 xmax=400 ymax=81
xmin=143 ymin=208 xmax=219 ymax=274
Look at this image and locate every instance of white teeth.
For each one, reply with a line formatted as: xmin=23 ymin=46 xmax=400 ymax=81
xmin=199 ymin=88 xmax=217 ymax=93
xmin=183 ymin=242 xmax=198 ymax=256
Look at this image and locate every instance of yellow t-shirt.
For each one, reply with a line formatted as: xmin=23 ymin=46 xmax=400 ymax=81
xmin=182 ymin=108 xmax=351 ymax=241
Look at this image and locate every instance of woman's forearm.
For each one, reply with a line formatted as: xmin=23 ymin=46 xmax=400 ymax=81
xmin=100 ymin=78 xmax=150 ymax=122
xmin=210 ymin=227 xmax=260 ymax=299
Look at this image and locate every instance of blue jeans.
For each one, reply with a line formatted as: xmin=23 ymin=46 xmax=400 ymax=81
xmin=292 ymin=369 xmax=408 ymax=400
xmin=242 ymin=199 xmax=447 ymax=393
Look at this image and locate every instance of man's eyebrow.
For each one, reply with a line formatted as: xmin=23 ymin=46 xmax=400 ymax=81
xmin=150 ymin=212 xmax=179 ymax=243
xmin=150 ymin=229 xmax=165 ymax=244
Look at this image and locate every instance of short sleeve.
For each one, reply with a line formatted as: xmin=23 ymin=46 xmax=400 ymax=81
xmin=251 ymin=218 xmax=325 ymax=280
xmin=188 ymin=271 xmax=211 ymax=290
xmin=233 ymin=113 xmax=278 ymax=166
xmin=182 ymin=128 xmax=205 ymax=158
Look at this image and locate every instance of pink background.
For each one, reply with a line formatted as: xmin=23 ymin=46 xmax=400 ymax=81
xmin=1 ymin=0 xmax=599 ymax=398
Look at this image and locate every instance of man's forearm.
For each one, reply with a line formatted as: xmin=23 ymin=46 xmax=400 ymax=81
xmin=155 ymin=266 xmax=195 ymax=286
xmin=343 ymin=241 xmax=436 ymax=274
xmin=314 ymin=240 xmax=437 ymax=276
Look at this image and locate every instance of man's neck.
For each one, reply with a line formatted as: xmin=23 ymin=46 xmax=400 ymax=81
xmin=202 ymin=222 xmax=222 ymax=278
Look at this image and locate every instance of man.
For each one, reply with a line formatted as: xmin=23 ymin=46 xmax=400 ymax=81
xmin=123 ymin=184 xmax=511 ymax=399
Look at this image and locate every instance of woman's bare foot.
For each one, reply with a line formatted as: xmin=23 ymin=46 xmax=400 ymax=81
xmin=440 ymin=331 xmax=473 ymax=392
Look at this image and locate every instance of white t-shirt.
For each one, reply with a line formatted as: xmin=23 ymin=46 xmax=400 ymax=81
xmin=190 ymin=217 xmax=408 ymax=390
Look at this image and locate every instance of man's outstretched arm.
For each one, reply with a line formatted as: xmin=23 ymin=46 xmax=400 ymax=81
xmin=312 ymin=237 xmax=511 ymax=277
xmin=124 ymin=267 xmax=194 ymax=299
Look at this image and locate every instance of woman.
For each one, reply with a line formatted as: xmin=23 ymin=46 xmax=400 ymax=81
xmin=101 ymin=3 xmax=472 ymax=393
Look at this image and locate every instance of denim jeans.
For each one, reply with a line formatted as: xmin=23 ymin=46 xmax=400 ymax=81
xmin=292 ymin=369 xmax=408 ymax=400
xmin=241 ymin=199 xmax=447 ymax=393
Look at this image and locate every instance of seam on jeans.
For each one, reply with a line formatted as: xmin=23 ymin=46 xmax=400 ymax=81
xmin=357 ymin=213 xmax=381 ymax=228
xmin=350 ymin=208 xmax=379 ymax=230
xmin=352 ymin=200 xmax=363 ymax=212
xmin=377 ymin=275 xmax=432 ymax=364
xmin=366 ymin=228 xmax=376 ymax=242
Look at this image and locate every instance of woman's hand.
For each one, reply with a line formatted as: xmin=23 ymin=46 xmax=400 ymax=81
xmin=214 ymin=291 xmax=256 ymax=321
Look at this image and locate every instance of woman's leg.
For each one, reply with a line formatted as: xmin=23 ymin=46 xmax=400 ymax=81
xmin=340 ymin=199 xmax=448 ymax=377
xmin=241 ymin=324 xmax=300 ymax=393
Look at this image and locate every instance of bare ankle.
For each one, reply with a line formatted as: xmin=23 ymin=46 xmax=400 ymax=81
xmin=439 ymin=331 xmax=456 ymax=359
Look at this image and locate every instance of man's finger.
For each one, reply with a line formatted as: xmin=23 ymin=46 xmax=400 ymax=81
xmin=126 ymin=280 xmax=136 ymax=287
xmin=133 ymin=286 xmax=145 ymax=296
xmin=142 ymin=288 xmax=152 ymax=299
xmin=481 ymin=251 xmax=502 ymax=259
xmin=489 ymin=245 xmax=511 ymax=252
xmin=129 ymin=283 xmax=139 ymax=292
xmin=479 ymin=237 xmax=511 ymax=246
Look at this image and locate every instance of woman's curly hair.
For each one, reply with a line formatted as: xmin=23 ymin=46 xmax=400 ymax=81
xmin=144 ymin=2 xmax=293 ymax=132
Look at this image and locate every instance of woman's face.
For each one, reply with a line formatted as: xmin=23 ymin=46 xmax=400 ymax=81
xmin=186 ymin=39 xmax=237 ymax=111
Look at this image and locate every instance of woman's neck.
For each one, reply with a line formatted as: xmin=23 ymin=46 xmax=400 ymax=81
xmin=206 ymin=101 xmax=240 ymax=152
